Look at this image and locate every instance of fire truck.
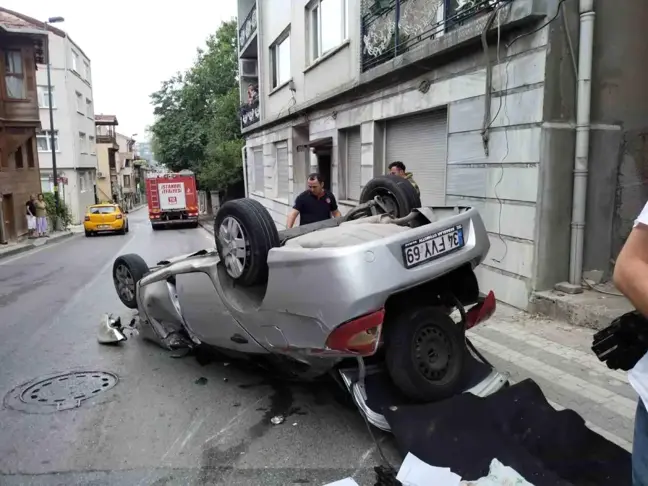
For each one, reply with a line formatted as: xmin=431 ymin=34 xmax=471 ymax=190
xmin=145 ymin=170 xmax=199 ymax=230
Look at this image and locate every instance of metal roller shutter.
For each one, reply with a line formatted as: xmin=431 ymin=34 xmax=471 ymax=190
xmin=385 ymin=110 xmax=448 ymax=206
xmin=253 ymin=147 xmax=264 ymax=193
xmin=276 ymin=141 xmax=289 ymax=199
xmin=346 ymin=127 xmax=362 ymax=200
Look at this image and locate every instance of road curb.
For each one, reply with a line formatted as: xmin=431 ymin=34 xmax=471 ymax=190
xmin=0 ymin=232 xmax=77 ymax=262
xmin=198 ymin=216 xmax=214 ymax=235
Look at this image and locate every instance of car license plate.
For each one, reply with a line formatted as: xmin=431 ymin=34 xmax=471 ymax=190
xmin=402 ymin=225 xmax=465 ymax=269
xmin=99 ymin=225 xmax=111 ymax=230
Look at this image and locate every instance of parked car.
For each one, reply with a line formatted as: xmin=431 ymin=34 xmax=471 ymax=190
xmin=110 ymin=175 xmax=508 ymax=430
xmin=84 ymin=204 xmax=129 ymax=237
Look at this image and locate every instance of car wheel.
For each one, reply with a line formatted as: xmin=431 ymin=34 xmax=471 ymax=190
xmin=112 ymin=254 xmax=149 ymax=309
xmin=152 ymin=223 xmax=161 ymax=231
xmin=385 ymin=306 xmax=466 ymax=402
xmin=359 ymin=174 xmax=421 ymax=218
xmin=214 ymin=199 xmax=279 ymax=286
xmin=125 ymin=222 xmax=130 ymax=233
xmin=85 ymin=230 xmax=92 ymax=237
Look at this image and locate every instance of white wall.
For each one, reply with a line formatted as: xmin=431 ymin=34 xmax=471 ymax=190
xmin=258 ymin=0 xmax=361 ymax=122
xmin=245 ymin=25 xmax=549 ymax=310
xmin=35 ymin=31 xmax=98 ymax=224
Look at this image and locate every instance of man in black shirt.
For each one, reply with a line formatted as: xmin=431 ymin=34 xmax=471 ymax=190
xmin=25 ymin=194 xmax=36 ymax=238
xmin=287 ymin=173 xmax=341 ymax=228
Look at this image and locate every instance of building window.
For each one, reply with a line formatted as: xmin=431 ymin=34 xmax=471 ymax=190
xmin=309 ymin=0 xmax=348 ymax=62
xmin=275 ymin=141 xmax=289 ymax=200
xmin=4 ymin=50 xmax=25 ymax=99
xmin=271 ymin=31 xmax=291 ymax=89
xmin=80 ymin=171 xmax=87 ymax=192
xmin=27 ymin=138 xmax=35 ymax=168
xmin=253 ymin=147 xmax=264 ymax=193
xmin=37 ymin=85 xmax=55 ymax=108
xmin=71 ymin=49 xmax=79 ymax=72
xmin=36 ymin=130 xmax=59 ymax=152
xmin=79 ymin=132 xmax=87 ymax=153
xmin=89 ymin=135 xmax=95 ymax=154
xmin=76 ymin=92 xmax=84 ymax=113
xmin=83 ymin=61 xmax=90 ymax=81
xmin=86 ymin=98 xmax=92 ymax=117
xmin=15 ymin=146 xmax=24 ymax=169
xmin=124 ymin=175 xmax=131 ymax=187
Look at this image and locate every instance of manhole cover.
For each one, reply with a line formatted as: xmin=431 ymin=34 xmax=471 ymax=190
xmin=4 ymin=371 xmax=119 ymax=414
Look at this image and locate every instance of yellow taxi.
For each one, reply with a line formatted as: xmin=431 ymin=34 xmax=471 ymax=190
xmin=84 ymin=204 xmax=129 ymax=237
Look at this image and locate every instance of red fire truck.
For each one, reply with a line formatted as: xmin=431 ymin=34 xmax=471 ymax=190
xmin=145 ymin=171 xmax=199 ymax=230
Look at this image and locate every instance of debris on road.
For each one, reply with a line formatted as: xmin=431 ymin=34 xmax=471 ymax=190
xmin=270 ymin=415 xmax=284 ymax=425
xmin=97 ymin=314 xmax=127 ymax=345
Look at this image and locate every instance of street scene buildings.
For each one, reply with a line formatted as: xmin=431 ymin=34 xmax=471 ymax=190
xmin=237 ymin=0 xmax=648 ymax=313
xmin=0 ymin=1 xmax=647 ymax=484
xmin=0 ymin=10 xmax=46 ymax=242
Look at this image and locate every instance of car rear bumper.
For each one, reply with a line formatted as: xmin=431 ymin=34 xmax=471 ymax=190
xmin=151 ymin=217 xmax=198 ymax=225
xmin=84 ymin=221 xmax=125 ymax=231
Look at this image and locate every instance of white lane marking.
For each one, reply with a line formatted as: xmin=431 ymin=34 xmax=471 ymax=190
xmin=0 ymin=234 xmax=81 ymax=266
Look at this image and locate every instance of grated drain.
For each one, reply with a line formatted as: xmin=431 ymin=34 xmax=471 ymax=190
xmin=4 ymin=371 xmax=118 ymax=414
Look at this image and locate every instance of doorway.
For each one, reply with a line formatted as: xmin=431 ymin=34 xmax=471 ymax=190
xmin=2 ymin=193 xmax=16 ymax=241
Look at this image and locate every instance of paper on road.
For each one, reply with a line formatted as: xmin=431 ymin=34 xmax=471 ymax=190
xmin=397 ymin=452 xmax=462 ymax=485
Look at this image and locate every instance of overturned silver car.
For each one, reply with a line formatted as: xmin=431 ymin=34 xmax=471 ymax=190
xmin=111 ymin=175 xmax=509 ymax=430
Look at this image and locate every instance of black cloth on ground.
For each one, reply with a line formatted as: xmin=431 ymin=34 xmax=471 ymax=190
xmin=384 ymin=379 xmax=631 ymax=485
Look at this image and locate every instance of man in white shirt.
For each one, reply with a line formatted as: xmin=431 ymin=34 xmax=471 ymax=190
xmin=614 ymin=202 xmax=648 ymax=485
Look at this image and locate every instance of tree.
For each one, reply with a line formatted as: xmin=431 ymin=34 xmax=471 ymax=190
xmin=149 ymin=20 xmax=243 ymax=191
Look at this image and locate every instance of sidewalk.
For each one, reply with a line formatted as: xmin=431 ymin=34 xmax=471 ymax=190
xmin=0 ymin=226 xmax=83 ymax=262
xmin=198 ymin=214 xmax=214 ymax=235
xmin=470 ymin=306 xmax=635 ymax=451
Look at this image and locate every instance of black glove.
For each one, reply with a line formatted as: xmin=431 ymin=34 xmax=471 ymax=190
xmin=592 ymin=311 xmax=648 ymax=371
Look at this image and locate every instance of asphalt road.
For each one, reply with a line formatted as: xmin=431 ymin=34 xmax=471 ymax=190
xmin=0 ymin=209 xmax=394 ymax=486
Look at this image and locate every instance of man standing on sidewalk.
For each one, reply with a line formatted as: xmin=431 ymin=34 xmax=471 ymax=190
xmin=388 ymin=161 xmax=420 ymax=196
xmin=614 ymin=202 xmax=648 ymax=485
xmin=286 ymin=173 xmax=341 ymax=228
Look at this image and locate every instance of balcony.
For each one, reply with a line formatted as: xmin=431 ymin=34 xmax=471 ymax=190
xmin=238 ymin=3 xmax=258 ymax=57
xmin=240 ymin=95 xmax=260 ymax=129
xmin=96 ymin=134 xmax=117 ymax=145
xmin=361 ymin=0 xmax=512 ymax=72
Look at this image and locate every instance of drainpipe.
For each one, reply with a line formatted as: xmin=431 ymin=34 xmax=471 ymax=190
xmin=566 ymin=0 xmax=595 ymax=291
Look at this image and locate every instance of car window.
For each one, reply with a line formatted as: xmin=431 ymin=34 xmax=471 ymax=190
xmin=89 ymin=206 xmax=118 ymax=214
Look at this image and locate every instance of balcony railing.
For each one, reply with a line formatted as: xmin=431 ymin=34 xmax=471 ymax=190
xmin=361 ymin=0 xmax=507 ymax=72
xmin=96 ymin=134 xmax=117 ymax=145
xmin=240 ymin=96 xmax=260 ymax=129
xmin=239 ymin=3 xmax=258 ymax=50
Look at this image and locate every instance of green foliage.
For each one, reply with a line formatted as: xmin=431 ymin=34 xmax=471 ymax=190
xmin=42 ymin=192 xmax=72 ymax=229
xmin=149 ymin=20 xmax=243 ymax=191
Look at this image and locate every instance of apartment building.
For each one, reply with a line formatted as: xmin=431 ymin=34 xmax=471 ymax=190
xmin=1 ymin=8 xmax=98 ymax=224
xmin=0 ymin=10 xmax=46 ymax=242
xmin=237 ymin=0 xmax=648 ymax=311
xmin=95 ymin=114 xmax=119 ymax=203
xmin=115 ymin=132 xmax=136 ymax=209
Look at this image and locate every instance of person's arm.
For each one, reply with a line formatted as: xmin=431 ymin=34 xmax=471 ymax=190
xmin=286 ymin=209 xmax=299 ymax=229
xmin=329 ymin=193 xmax=341 ymax=218
xmin=287 ymin=195 xmax=302 ymax=229
xmin=614 ymin=208 xmax=648 ymax=317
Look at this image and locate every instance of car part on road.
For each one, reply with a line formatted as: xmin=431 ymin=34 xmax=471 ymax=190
xmin=385 ymin=306 xmax=467 ymax=402
xmin=4 ymin=370 xmax=118 ymax=413
xmin=359 ymin=174 xmax=421 ymax=218
xmin=112 ymin=254 xmax=150 ymax=309
xmin=592 ymin=310 xmax=648 ymax=371
xmin=97 ymin=314 xmax=127 ymax=344
xmin=214 ymin=198 xmax=279 ymax=286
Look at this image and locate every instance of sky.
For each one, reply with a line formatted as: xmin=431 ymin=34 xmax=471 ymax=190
xmin=5 ymin=0 xmax=238 ymax=140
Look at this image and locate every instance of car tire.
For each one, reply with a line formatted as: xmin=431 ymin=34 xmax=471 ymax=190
xmin=359 ymin=174 xmax=421 ymax=218
xmin=125 ymin=222 xmax=130 ymax=233
xmin=85 ymin=230 xmax=92 ymax=237
xmin=112 ymin=254 xmax=149 ymax=309
xmin=214 ymin=198 xmax=279 ymax=286
xmin=152 ymin=223 xmax=161 ymax=231
xmin=385 ymin=306 xmax=466 ymax=402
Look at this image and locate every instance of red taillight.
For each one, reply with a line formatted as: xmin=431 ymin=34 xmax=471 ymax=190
xmin=116 ymin=214 xmax=123 ymax=220
xmin=84 ymin=215 xmax=90 ymax=221
xmin=326 ymin=308 xmax=385 ymax=356
xmin=465 ymin=291 xmax=496 ymax=330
